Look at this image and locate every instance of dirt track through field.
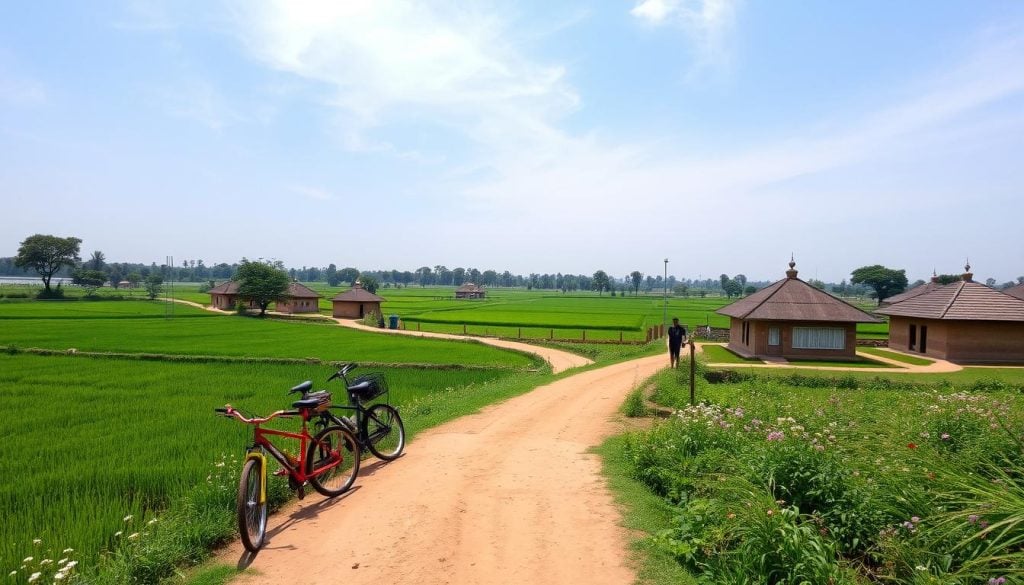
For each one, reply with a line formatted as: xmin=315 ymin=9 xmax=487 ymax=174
xmin=222 ymin=354 xmax=666 ymax=585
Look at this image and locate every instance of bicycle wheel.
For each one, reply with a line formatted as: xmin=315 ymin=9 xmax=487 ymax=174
xmin=237 ymin=458 xmax=267 ymax=552
xmin=306 ymin=425 xmax=360 ymax=497
xmin=363 ymin=404 xmax=406 ymax=460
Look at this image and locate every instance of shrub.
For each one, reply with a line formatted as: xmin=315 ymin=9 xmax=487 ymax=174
xmin=621 ymin=387 xmax=647 ymax=417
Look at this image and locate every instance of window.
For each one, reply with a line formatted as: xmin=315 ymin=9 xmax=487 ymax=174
xmin=768 ymin=327 xmax=780 ymax=346
xmin=792 ymin=327 xmax=845 ymax=350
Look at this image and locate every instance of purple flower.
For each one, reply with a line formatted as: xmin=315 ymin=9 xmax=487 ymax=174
xmin=941 ymin=433 xmax=951 ymax=440
xmin=968 ymin=515 xmax=979 ymax=524
xmin=988 ymin=577 xmax=1006 ymax=585
xmin=911 ymin=516 xmax=921 ymax=524
xmin=766 ymin=431 xmax=785 ymax=442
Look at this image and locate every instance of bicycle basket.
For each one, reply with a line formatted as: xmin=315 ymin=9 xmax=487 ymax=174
xmin=303 ymin=390 xmax=333 ymax=412
xmin=350 ymin=373 xmax=388 ymax=401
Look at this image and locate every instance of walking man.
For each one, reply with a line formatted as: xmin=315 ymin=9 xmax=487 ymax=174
xmin=668 ymin=317 xmax=687 ymax=368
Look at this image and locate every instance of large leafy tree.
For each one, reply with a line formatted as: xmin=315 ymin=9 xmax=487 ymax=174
xmin=592 ymin=270 xmax=610 ymax=295
xmin=850 ymin=265 xmax=908 ymax=302
xmin=236 ymin=259 xmax=290 ymax=316
xmin=14 ymin=234 xmax=82 ymax=293
xmin=144 ymin=274 xmax=164 ymax=300
xmin=630 ymin=271 xmax=643 ymax=295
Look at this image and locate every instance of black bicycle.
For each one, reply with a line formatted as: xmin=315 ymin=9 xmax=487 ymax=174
xmin=303 ymin=364 xmax=406 ymax=461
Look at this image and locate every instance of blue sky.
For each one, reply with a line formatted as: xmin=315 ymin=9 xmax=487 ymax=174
xmin=2 ymin=1 xmax=1022 ymax=283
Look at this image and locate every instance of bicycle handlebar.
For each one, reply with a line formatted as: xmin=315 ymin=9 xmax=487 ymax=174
xmin=214 ymin=405 xmax=298 ymax=425
xmin=327 ymin=363 xmax=358 ymax=382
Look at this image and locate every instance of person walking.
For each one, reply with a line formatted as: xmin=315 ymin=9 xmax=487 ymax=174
xmin=667 ymin=317 xmax=688 ymax=368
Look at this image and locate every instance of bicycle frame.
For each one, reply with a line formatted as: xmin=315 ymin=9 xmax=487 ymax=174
xmin=222 ymin=407 xmax=347 ymax=489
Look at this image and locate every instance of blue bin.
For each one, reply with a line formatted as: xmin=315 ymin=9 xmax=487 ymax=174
xmin=388 ymin=315 xmax=399 ymax=329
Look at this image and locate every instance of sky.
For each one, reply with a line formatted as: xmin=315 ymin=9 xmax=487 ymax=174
xmin=2 ymin=1 xmax=1023 ymax=284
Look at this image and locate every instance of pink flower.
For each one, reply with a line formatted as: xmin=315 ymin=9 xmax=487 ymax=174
xmin=941 ymin=433 xmax=951 ymax=440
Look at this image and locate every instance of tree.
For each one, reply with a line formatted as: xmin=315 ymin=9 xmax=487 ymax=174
xmin=985 ymin=278 xmax=997 ymax=288
xmin=722 ymin=279 xmax=743 ymax=297
xmin=127 ymin=272 xmax=142 ymax=288
xmin=144 ymin=274 xmax=163 ymax=300
xmin=361 ymin=275 xmax=380 ymax=294
xmin=850 ymin=265 xmax=908 ymax=302
xmin=236 ymin=259 xmax=290 ymax=316
xmin=72 ymin=269 xmax=107 ymax=297
xmin=14 ymin=234 xmax=82 ymax=294
xmin=325 ymin=264 xmax=340 ymax=286
xmin=338 ymin=267 xmax=360 ymax=285
xmin=88 ymin=250 xmax=106 ymax=271
xmin=630 ymin=271 xmax=643 ymax=295
xmin=935 ymin=274 xmax=960 ymax=285
xmin=108 ymin=269 xmax=123 ymax=289
xmin=592 ymin=270 xmax=610 ymax=295
xmin=744 ymin=285 xmax=757 ymax=296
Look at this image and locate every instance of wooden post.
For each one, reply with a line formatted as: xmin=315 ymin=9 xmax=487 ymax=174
xmin=550 ymin=329 xmax=554 ymax=340
xmin=463 ymin=324 xmax=467 ymax=334
xmin=689 ymin=340 xmax=696 ymax=406
xmin=582 ymin=330 xmax=586 ymax=342
xmin=417 ymin=322 xmax=421 ymax=331
xmin=619 ymin=331 xmax=623 ymax=343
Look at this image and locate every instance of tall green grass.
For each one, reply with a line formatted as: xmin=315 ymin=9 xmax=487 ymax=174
xmin=0 ymin=353 xmax=516 ymax=583
xmin=617 ymin=366 xmax=1024 ymax=583
xmin=0 ymin=302 xmax=535 ymax=368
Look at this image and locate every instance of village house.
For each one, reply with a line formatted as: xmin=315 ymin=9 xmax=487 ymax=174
xmin=877 ymin=272 xmax=945 ymax=307
xmin=875 ymin=264 xmax=1024 ymax=363
xmin=1004 ymin=283 xmax=1024 ymax=301
xmin=455 ymin=283 xmax=486 ymax=299
xmin=331 ymin=281 xmax=385 ymax=319
xmin=716 ymin=259 xmax=883 ymax=361
xmin=207 ymin=281 xmax=322 ymax=314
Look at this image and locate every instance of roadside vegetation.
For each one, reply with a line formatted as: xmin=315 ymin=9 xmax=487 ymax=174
xmin=611 ymin=363 xmax=1024 ymax=584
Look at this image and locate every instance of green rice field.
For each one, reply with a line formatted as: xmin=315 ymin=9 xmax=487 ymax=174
xmin=0 ymin=352 xmax=519 ymax=580
xmin=0 ymin=301 xmax=535 ymax=368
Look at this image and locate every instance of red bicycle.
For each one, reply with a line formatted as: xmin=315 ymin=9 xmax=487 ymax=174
xmin=215 ymin=382 xmax=360 ymax=552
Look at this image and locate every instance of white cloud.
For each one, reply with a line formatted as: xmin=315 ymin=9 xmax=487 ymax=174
xmin=226 ymin=0 xmax=578 ymax=154
xmin=629 ymin=0 xmax=739 ymax=79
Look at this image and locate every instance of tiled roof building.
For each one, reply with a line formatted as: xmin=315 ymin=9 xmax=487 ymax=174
xmin=875 ymin=264 xmax=1024 ymax=363
xmin=716 ymin=258 xmax=881 ymax=360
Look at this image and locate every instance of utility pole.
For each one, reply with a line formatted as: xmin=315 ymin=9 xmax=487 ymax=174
xmin=663 ymin=258 xmax=669 ymax=333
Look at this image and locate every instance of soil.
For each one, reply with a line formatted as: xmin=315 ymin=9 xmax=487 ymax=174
xmin=221 ymin=354 xmax=666 ymax=585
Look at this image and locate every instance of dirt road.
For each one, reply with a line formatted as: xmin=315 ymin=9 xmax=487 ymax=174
xmin=224 ymin=354 xmax=666 ymax=585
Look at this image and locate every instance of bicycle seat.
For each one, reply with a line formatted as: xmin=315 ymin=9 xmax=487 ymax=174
xmin=348 ymin=380 xmax=371 ymax=394
xmin=290 ymin=380 xmax=313 ymax=394
xmin=291 ymin=397 xmax=322 ymax=410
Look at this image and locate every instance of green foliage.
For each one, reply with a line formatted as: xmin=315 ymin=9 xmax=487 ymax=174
xmin=72 ymin=268 xmax=108 ymax=296
xmin=592 ymin=270 xmax=610 ymax=295
xmin=14 ymin=234 xmax=82 ymax=292
xmin=851 ymin=264 xmax=909 ymax=301
xmin=235 ymin=259 xmax=290 ymax=316
xmin=622 ymin=387 xmax=648 ymax=417
xmin=144 ymin=274 xmax=163 ymax=300
xmin=360 ymin=275 xmax=380 ymax=294
xmin=620 ymin=369 xmax=1024 ymax=584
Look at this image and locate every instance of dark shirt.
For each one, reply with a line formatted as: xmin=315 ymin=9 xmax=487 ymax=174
xmin=668 ymin=324 xmax=687 ymax=346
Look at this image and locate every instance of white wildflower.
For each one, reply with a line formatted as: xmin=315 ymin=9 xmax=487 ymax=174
xmin=61 ymin=548 xmax=73 ymax=554
xmin=128 ymin=532 xmax=139 ymax=539
xmin=23 ymin=557 xmax=33 ymax=563
xmin=123 ymin=515 xmax=133 ymax=522
xmin=28 ymin=572 xmax=41 ymax=583
xmin=32 ymin=538 xmax=42 ymax=545
xmin=114 ymin=531 xmax=123 ymax=537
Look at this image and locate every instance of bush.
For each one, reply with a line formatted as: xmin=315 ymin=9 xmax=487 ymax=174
xmin=621 ymin=387 xmax=647 ymax=417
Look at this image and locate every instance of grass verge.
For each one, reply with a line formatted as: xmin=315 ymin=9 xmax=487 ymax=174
xmin=699 ymin=344 xmax=761 ymax=363
xmin=858 ymin=346 xmax=934 ymax=366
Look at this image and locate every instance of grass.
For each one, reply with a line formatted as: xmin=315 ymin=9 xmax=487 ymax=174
xmin=0 ymin=352 xmax=535 ymax=584
xmin=610 ymin=365 xmax=1024 ymax=583
xmin=0 ymin=299 xmax=215 ymax=319
xmin=0 ymin=301 xmax=536 ymax=368
xmin=700 ymin=344 xmax=762 ymax=363
xmin=780 ymin=356 xmax=895 ymax=368
xmin=859 ymin=346 xmax=935 ymax=366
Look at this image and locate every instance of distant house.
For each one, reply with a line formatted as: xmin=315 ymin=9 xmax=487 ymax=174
xmin=455 ymin=283 xmax=486 ymax=299
xmin=276 ymin=282 xmax=323 ymax=314
xmin=208 ymin=281 xmax=322 ymax=314
xmin=716 ymin=259 xmax=883 ymax=361
xmin=875 ymin=264 xmax=1024 ymax=363
xmin=331 ymin=281 xmax=385 ymax=319
xmin=1004 ymin=283 xmax=1024 ymax=301
xmin=878 ymin=273 xmax=944 ymax=308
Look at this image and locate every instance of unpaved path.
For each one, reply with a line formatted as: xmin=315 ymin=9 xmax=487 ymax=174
xmin=332 ymin=317 xmax=592 ymax=373
xmin=696 ymin=342 xmax=963 ymax=373
xmin=161 ymin=299 xmax=591 ymax=374
xmin=221 ymin=354 xmax=666 ymax=585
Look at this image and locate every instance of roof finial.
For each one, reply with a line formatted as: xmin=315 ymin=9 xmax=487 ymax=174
xmin=962 ymin=258 xmax=973 ymax=283
xmin=785 ymin=254 xmax=798 ymax=279
xmin=931 ymin=268 xmax=939 ymax=283
xmin=964 ymin=258 xmax=970 ymax=273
